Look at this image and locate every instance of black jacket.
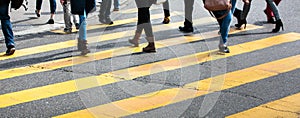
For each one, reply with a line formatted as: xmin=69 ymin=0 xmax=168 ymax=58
xmin=70 ymin=0 xmax=96 ymax=15
xmin=0 ymin=0 xmax=10 ymax=6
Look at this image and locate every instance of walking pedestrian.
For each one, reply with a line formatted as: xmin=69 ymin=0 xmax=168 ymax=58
xmin=0 ymin=0 xmax=16 ymax=55
xmin=60 ymin=0 xmax=79 ymax=33
xmin=128 ymin=0 xmax=156 ymax=52
xmin=35 ymin=0 xmax=57 ymax=24
xmin=70 ymin=0 xmax=96 ymax=55
xmin=212 ymin=0 xmax=237 ymax=53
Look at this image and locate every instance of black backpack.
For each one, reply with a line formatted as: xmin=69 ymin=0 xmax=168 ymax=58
xmin=11 ymin=0 xmax=28 ymax=11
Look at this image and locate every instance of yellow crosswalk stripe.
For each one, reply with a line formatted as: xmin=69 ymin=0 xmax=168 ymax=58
xmin=53 ymin=54 xmax=300 ymax=118
xmin=51 ymin=8 xmax=173 ymax=34
xmin=227 ymin=92 xmax=300 ymax=118
xmin=0 ymin=16 xmax=209 ymax=61
xmin=0 ymin=32 xmax=297 ymax=109
xmin=0 ymin=24 xmax=261 ymax=81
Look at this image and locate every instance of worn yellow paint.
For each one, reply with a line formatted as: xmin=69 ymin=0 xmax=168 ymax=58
xmin=227 ymin=92 xmax=300 ymax=118
xmin=0 ymin=32 xmax=297 ymax=109
xmin=0 ymin=24 xmax=262 ymax=81
xmin=0 ymin=15 xmax=211 ymax=61
xmin=54 ymin=54 xmax=300 ymax=118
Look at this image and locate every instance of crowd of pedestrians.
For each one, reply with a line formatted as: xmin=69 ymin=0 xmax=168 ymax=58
xmin=0 ymin=0 xmax=284 ymax=56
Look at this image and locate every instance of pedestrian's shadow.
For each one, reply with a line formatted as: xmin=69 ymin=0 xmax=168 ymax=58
xmin=229 ymin=31 xmax=273 ymax=37
xmin=0 ymin=50 xmax=74 ymax=68
xmin=253 ymin=21 xmax=275 ymax=26
xmin=12 ymin=17 xmax=38 ymax=24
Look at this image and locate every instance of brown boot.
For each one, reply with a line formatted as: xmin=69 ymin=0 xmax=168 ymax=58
xmin=143 ymin=37 xmax=156 ymax=52
xmin=128 ymin=32 xmax=141 ymax=47
xmin=77 ymin=39 xmax=83 ymax=51
xmin=78 ymin=40 xmax=90 ymax=55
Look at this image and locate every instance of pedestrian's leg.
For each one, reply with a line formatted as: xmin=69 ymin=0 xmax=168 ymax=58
xmin=184 ymin=0 xmax=194 ymax=27
xmin=46 ymin=0 xmax=56 ymax=24
xmin=63 ymin=2 xmax=72 ymax=32
xmin=162 ymin=0 xmax=170 ymax=24
xmin=266 ymin=0 xmax=283 ymax=32
xmin=265 ymin=0 xmax=274 ymax=22
xmin=241 ymin=0 xmax=251 ymax=20
xmin=140 ymin=7 xmax=155 ymax=52
xmin=179 ymin=0 xmax=194 ymax=32
xmin=72 ymin=14 xmax=79 ymax=29
xmin=0 ymin=4 xmax=15 ymax=55
xmin=35 ymin=0 xmax=42 ymax=17
xmin=113 ymin=0 xmax=120 ymax=11
xmin=218 ymin=0 xmax=236 ymax=53
xmin=99 ymin=0 xmax=113 ymax=24
xmin=78 ymin=10 xmax=90 ymax=55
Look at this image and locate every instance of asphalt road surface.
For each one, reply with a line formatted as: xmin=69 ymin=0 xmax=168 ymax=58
xmin=0 ymin=0 xmax=300 ymax=117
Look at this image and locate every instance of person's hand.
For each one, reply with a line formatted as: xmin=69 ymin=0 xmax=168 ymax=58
xmin=243 ymin=0 xmax=250 ymax=5
xmin=60 ymin=0 xmax=65 ymax=4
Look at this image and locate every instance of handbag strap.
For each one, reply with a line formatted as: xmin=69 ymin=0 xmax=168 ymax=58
xmin=208 ymin=7 xmax=231 ymax=20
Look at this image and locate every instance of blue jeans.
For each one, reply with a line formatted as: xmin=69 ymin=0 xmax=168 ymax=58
xmin=79 ymin=10 xmax=87 ymax=41
xmin=36 ymin=0 xmax=57 ymax=14
xmin=0 ymin=3 xmax=14 ymax=48
xmin=213 ymin=0 xmax=237 ymax=45
xmin=114 ymin=0 xmax=120 ymax=9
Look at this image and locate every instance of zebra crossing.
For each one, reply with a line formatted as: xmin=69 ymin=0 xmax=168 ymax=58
xmin=0 ymin=6 xmax=300 ymax=118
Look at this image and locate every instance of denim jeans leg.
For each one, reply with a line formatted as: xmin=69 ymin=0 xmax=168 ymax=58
xmin=0 ymin=4 xmax=14 ymax=47
xmin=49 ymin=0 xmax=56 ymax=14
xmin=79 ymin=10 xmax=87 ymax=41
xmin=1 ymin=20 xmax=15 ymax=47
xmin=220 ymin=0 xmax=236 ymax=44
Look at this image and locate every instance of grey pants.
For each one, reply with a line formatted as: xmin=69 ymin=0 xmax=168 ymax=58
xmin=266 ymin=0 xmax=281 ymax=20
xmin=99 ymin=0 xmax=112 ymax=19
xmin=62 ymin=0 xmax=78 ymax=29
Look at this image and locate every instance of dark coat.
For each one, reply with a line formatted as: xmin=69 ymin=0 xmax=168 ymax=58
xmin=0 ymin=0 xmax=10 ymax=6
xmin=70 ymin=0 xmax=96 ymax=15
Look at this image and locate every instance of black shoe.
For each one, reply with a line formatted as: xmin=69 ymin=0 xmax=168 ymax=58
xmin=99 ymin=17 xmax=114 ymax=25
xmin=235 ymin=19 xmax=247 ymax=29
xmin=63 ymin=28 xmax=72 ymax=34
xmin=35 ymin=10 xmax=40 ymax=17
xmin=46 ymin=19 xmax=54 ymax=24
xmin=179 ymin=26 xmax=194 ymax=33
xmin=75 ymin=23 xmax=80 ymax=30
xmin=5 ymin=45 xmax=15 ymax=56
xmin=272 ymin=19 xmax=284 ymax=33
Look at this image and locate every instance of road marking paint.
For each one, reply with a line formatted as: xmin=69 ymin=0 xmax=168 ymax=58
xmin=53 ymin=55 xmax=300 ymax=118
xmin=0 ymin=16 xmax=211 ymax=61
xmin=0 ymin=32 xmax=296 ymax=109
xmin=227 ymin=92 xmax=300 ymax=118
xmin=0 ymin=24 xmax=261 ymax=81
